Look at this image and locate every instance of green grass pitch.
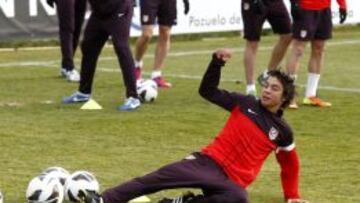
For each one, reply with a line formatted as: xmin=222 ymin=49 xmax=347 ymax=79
xmin=0 ymin=27 xmax=359 ymax=202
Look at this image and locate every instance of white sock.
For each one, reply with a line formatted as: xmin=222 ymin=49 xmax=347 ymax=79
xmin=151 ymin=70 xmax=162 ymax=79
xmin=305 ymin=73 xmax=320 ymax=97
xmin=134 ymin=60 xmax=143 ymax=68
xmin=246 ymin=84 xmax=256 ymax=95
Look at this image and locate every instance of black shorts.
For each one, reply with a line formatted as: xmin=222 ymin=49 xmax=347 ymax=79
xmin=139 ymin=0 xmax=177 ymax=26
xmin=241 ymin=0 xmax=291 ymax=41
xmin=292 ymin=8 xmax=332 ymax=41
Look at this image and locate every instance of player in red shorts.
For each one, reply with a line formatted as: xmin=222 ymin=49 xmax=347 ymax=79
xmin=286 ymin=0 xmax=347 ymax=108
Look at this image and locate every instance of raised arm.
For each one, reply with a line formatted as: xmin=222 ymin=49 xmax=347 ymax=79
xmin=199 ymin=49 xmax=238 ymax=111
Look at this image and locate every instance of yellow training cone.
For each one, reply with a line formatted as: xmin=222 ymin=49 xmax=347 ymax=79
xmin=80 ymin=99 xmax=102 ymax=110
xmin=129 ymin=195 xmax=151 ymax=203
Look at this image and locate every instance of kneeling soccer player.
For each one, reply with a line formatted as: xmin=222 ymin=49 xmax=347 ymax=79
xmin=80 ymin=49 xmax=309 ymax=203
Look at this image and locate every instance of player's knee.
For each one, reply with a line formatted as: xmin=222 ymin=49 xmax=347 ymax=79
xmin=312 ymin=43 xmax=325 ymax=56
xmin=141 ymin=32 xmax=153 ymax=42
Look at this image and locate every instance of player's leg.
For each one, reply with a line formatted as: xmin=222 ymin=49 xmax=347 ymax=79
xmin=73 ymin=0 xmax=87 ymax=53
xmin=244 ymin=40 xmax=259 ymax=95
xmin=63 ymin=15 xmax=108 ymax=104
xmin=303 ymin=40 xmax=331 ymax=107
xmin=285 ymin=39 xmax=307 ymax=109
xmin=102 ymin=153 xmax=248 ymax=203
xmin=134 ymin=0 xmax=158 ymax=81
xmin=285 ymin=9 xmax=316 ymax=108
xmin=56 ymin=0 xmax=79 ymax=81
xmin=260 ymin=0 xmax=292 ymax=82
xmin=241 ymin=0 xmax=266 ymax=95
xmin=134 ymin=25 xmax=154 ymax=80
xmin=303 ymin=8 xmax=333 ymax=107
xmin=152 ymin=25 xmax=172 ymax=88
xmin=150 ymin=0 xmax=177 ymax=88
xmin=107 ymin=0 xmax=141 ymax=111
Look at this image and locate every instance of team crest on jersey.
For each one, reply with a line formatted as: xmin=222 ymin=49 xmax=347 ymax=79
xmin=142 ymin=15 xmax=149 ymax=23
xmin=300 ymin=30 xmax=307 ymax=38
xmin=243 ymin=3 xmax=250 ymax=10
xmin=268 ymin=127 xmax=279 ymax=141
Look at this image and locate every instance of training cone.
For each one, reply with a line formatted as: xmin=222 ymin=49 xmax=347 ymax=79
xmin=80 ymin=99 xmax=102 ymax=110
xmin=129 ymin=195 xmax=151 ymax=203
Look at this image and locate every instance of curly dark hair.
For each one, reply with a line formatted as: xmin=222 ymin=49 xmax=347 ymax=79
xmin=266 ymin=70 xmax=296 ymax=109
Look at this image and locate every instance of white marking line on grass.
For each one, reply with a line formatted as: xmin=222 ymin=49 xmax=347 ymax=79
xmin=1 ymin=39 xmax=360 ymax=67
xmin=100 ymin=68 xmax=360 ymax=94
xmin=1 ymin=38 xmax=360 ymax=93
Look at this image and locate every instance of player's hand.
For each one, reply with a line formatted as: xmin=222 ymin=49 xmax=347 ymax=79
xmin=251 ymin=0 xmax=266 ymax=15
xmin=339 ymin=8 xmax=347 ymax=24
xmin=215 ymin=48 xmax=233 ymax=62
xmin=46 ymin=0 xmax=56 ymax=8
xmin=183 ymin=0 xmax=190 ymax=15
xmin=290 ymin=0 xmax=301 ymax=21
xmin=287 ymin=199 xmax=310 ymax=203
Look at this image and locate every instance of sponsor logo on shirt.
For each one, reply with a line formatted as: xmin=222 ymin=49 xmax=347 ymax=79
xmin=247 ymin=108 xmax=258 ymax=115
xmin=269 ymin=127 xmax=279 ymax=141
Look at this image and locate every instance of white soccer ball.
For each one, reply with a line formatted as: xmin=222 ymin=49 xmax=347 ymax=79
xmin=41 ymin=166 xmax=70 ymax=186
xmin=64 ymin=171 xmax=99 ymax=202
xmin=0 ymin=190 xmax=3 ymax=203
xmin=137 ymin=79 xmax=158 ymax=102
xmin=26 ymin=175 xmax=64 ymax=203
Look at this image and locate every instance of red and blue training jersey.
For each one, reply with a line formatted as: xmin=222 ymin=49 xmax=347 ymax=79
xmin=198 ymin=55 xmax=300 ymax=200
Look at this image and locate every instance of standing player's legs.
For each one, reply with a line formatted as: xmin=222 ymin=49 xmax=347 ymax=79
xmin=241 ymin=0 xmax=265 ymax=95
xmin=302 ymin=8 xmax=332 ymax=107
xmin=63 ymin=15 xmax=108 ymax=104
xmin=151 ymin=25 xmax=172 ymax=87
xmin=260 ymin=0 xmax=292 ymax=81
xmin=304 ymin=40 xmax=325 ymax=99
xmin=134 ymin=25 xmax=154 ymax=81
xmin=56 ymin=0 xmax=80 ymax=81
xmin=101 ymin=153 xmax=248 ymax=203
xmin=244 ymin=40 xmax=259 ymax=95
xmin=73 ymin=0 xmax=87 ymax=53
xmin=148 ymin=0 xmax=177 ymax=88
xmin=105 ymin=1 xmax=140 ymax=111
xmin=79 ymin=16 xmax=108 ymax=95
xmin=266 ymin=33 xmax=292 ymax=71
xmin=285 ymin=39 xmax=307 ymax=109
xmin=134 ymin=0 xmax=158 ymax=81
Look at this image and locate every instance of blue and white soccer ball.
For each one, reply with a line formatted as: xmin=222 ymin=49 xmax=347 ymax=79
xmin=26 ymin=174 xmax=64 ymax=203
xmin=41 ymin=166 xmax=70 ymax=186
xmin=137 ymin=79 xmax=158 ymax=102
xmin=64 ymin=171 xmax=99 ymax=202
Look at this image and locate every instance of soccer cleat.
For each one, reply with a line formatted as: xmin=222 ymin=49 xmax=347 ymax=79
xmin=288 ymin=99 xmax=299 ymax=109
xmin=117 ymin=97 xmax=141 ymax=111
xmin=158 ymin=191 xmax=203 ymax=203
xmin=61 ymin=68 xmax=80 ymax=82
xmin=302 ymin=96 xmax=332 ymax=107
xmin=63 ymin=91 xmax=90 ymax=104
xmin=152 ymin=76 xmax=172 ymax=88
xmin=78 ymin=190 xmax=103 ymax=203
xmin=135 ymin=67 xmax=142 ymax=81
